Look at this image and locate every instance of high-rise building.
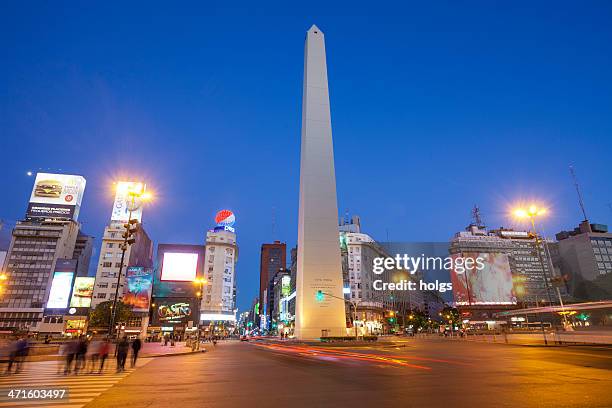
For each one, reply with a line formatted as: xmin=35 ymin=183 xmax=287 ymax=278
xmin=200 ymin=212 xmax=238 ymax=323
xmin=295 ymin=25 xmax=346 ymax=339
xmin=91 ymin=224 xmax=153 ymax=308
xmin=0 ymin=172 xmax=91 ymax=331
xmin=552 ymin=221 xmax=612 ymax=301
xmin=449 ymin=224 xmax=558 ymax=326
xmin=259 ymin=241 xmax=286 ymax=325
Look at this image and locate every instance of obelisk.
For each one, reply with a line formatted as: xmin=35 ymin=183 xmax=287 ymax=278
xmin=295 ymin=25 xmax=347 ymax=339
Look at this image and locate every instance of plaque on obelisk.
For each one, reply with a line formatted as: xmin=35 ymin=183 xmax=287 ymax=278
xmin=295 ymin=25 xmax=347 ymax=339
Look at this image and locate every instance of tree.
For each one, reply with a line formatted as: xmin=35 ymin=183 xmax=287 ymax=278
xmin=439 ymin=306 xmax=461 ymax=326
xmin=89 ymin=300 xmax=133 ymax=330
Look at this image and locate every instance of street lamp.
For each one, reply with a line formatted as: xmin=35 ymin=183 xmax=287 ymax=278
xmin=108 ymin=185 xmax=153 ymax=341
xmin=513 ymin=203 xmax=558 ymax=344
xmin=193 ymin=277 xmax=208 ymax=349
xmin=320 ymin=291 xmax=360 ymax=339
xmin=512 ymin=204 xmax=554 ymax=306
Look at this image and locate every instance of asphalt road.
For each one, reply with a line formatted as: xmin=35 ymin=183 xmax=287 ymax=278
xmin=84 ymin=339 xmax=612 ymax=408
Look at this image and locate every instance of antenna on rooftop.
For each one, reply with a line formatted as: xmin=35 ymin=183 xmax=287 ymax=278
xmin=569 ymin=165 xmax=588 ymax=221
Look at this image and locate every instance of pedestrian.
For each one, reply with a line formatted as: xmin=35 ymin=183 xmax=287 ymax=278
xmin=4 ymin=339 xmax=18 ymax=375
xmin=98 ymin=338 xmax=111 ymax=373
xmin=14 ymin=336 xmax=29 ymax=373
xmin=116 ymin=336 xmax=129 ymax=372
xmin=57 ymin=341 xmax=67 ymax=374
xmin=131 ymin=337 xmax=141 ymax=367
xmin=74 ymin=336 xmax=88 ymax=374
xmin=64 ymin=338 xmax=78 ymax=375
xmin=87 ymin=338 xmax=101 ymax=373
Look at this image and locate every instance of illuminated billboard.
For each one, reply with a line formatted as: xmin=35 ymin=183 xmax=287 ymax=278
xmin=451 ymin=252 xmax=516 ymax=305
xmin=111 ymin=181 xmax=146 ymax=222
xmin=124 ymin=266 xmax=153 ymax=312
xmin=47 ymin=272 xmax=75 ymax=309
xmin=69 ymin=277 xmax=95 ymax=308
xmin=161 ymin=252 xmax=198 ymax=282
xmin=152 ymin=298 xmax=197 ymax=326
xmin=215 ymin=209 xmax=235 ymax=227
xmin=27 ymin=173 xmax=86 ymax=220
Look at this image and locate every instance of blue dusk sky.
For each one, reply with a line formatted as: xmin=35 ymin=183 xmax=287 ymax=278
xmin=1 ymin=2 xmax=611 ymax=311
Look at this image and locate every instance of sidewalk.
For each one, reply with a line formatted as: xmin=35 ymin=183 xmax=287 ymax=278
xmin=141 ymin=341 xmax=208 ymax=357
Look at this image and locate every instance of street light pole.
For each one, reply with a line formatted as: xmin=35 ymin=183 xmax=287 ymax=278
xmin=321 ymin=291 xmax=359 ymax=339
xmin=108 ymin=200 xmax=134 ymax=341
xmin=108 ymin=188 xmax=151 ymax=342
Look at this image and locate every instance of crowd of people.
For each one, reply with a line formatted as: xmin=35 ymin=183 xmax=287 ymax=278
xmin=0 ymin=336 xmax=30 ymax=374
xmin=1 ymin=335 xmax=143 ymax=375
xmin=60 ymin=335 xmax=141 ymax=374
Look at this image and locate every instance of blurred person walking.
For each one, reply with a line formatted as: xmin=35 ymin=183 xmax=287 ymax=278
xmin=131 ymin=337 xmax=141 ymax=368
xmin=14 ymin=336 xmax=29 ymax=373
xmin=98 ymin=338 xmax=111 ymax=373
xmin=63 ymin=338 xmax=78 ymax=375
xmin=74 ymin=336 xmax=88 ymax=374
xmin=87 ymin=338 xmax=101 ymax=373
xmin=116 ymin=336 xmax=129 ymax=372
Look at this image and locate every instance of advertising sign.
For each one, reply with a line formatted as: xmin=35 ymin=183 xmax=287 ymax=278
xmin=281 ymin=275 xmax=291 ymax=297
xmin=27 ymin=173 xmax=86 ymax=220
xmin=161 ymin=252 xmax=198 ymax=282
xmin=451 ymin=252 xmax=516 ymax=305
xmin=152 ymin=298 xmax=197 ymax=326
xmin=124 ymin=266 xmax=153 ymax=312
xmin=47 ymin=272 xmax=75 ymax=309
xmin=69 ymin=277 xmax=95 ymax=308
xmin=215 ymin=209 xmax=235 ymax=227
xmin=111 ymin=181 xmax=145 ymax=222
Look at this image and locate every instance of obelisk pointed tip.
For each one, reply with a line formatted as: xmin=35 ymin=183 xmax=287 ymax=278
xmin=308 ymin=24 xmax=323 ymax=34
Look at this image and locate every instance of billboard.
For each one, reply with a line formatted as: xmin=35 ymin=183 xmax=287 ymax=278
xmin=152 ymin=298 xmax=197 ymax=326
xmin=124 ymin=266 xmax=153 ymax=312
xmin=451 ymin=252 xmax=516 ymax=305
xmin=27 ymin=173 xmax=86 ymax=220
xmin=111 ymin=181 xmax=146 ymax=222
xmin=161 ymin=252 xmax=198 ymax=282
xmin=47 ymin=272 xmax=75 ymax=309
xmin=69 ymin=277 xmax=95 ymax=308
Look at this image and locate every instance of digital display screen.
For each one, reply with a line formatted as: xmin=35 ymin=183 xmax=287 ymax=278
xmin=47 ymin=272 xmax=75 ymax=309
xmin=69 ymin=277 xmax=95 ymax=308
xmin=451 ymin=252 xmax=516 ymax=305
xmin=161 ymin=252 xmax=198 ymax=282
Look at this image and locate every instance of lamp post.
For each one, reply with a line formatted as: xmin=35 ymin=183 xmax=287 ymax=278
xmin=108 ymin=186 xmax=152 ymax=342
xmin=193 ymin=277 xmax=208 ymax=350
xmin=513 ymin=204 xmax=556 ymax=344
xmin=319 ymin=291 xmax=359 ymax=339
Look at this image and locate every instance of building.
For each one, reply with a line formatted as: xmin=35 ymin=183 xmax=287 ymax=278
xmin=489 ymin=227 xmax=558 ymax=305
xmin=90 ymin=223 xmax=153 ymax=308
xmin=449 ymin=223 xmax=560 ymax=327
xmin=152 ymin=244 xmax=206 ymax=340
xmin=0 ymin=220 xmax=94 ymax=331
xmin=0 ymin=172 xmax=93 ymax=331
xmin=259 ymin=241 xmax=286 ymax=326
xmin=341 ymin=228 xmax=426 ymax=335
xmin=553 ymin=221 xmax=612 ymax=301
xmin=201 ymin=228 xmax=238 ymax=318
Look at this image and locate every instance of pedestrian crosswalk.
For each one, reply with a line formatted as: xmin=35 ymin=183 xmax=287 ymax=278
xmin=0 ymin=358 xmax=151 ymax=407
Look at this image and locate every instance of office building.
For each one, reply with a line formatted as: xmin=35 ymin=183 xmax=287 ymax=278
xmin=259 ymin=241 xmax=286 ymax=326
xmin=553 ymin=221 xmax=612 ymax=301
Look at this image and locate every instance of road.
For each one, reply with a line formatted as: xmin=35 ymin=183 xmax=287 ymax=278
xmin=2 ymin=339 xmax=611 ymax=408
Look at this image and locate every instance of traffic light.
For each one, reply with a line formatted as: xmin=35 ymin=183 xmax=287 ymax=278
xmin=316 ymin=290 xmax=324 ymax=302
xmin=122 ymin=219 xmax=139 ymax=246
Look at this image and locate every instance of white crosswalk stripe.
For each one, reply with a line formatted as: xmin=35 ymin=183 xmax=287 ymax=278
xmin=0 ymin=358 xmax=152 ymax=407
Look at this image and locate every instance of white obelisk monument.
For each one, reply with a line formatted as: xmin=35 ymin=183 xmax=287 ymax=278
xmin=295 ymin=25 xmax=347 ymax=339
